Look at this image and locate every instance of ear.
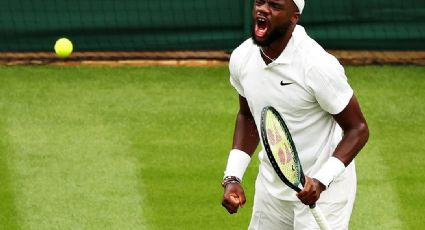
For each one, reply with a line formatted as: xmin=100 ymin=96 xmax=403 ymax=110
xmin=291 ymin=13 xmax=300 ymax=24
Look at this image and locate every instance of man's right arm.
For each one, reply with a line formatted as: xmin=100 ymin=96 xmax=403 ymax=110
xmin=232 ymin=95 xmax=260 ymax=155
xmin=221 ymin=95 xmax=259 ymax=214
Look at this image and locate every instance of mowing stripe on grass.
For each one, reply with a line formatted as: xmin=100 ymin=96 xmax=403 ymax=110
xmin=0 ymin=120 xmax=21 ymax=230
xmin=0 ymin=67 xmax=146 ymax=229
xmin=347 ymin=66 xmax=425 ymax=230
xmin=351 ymin=144 xmax=403 ymax=229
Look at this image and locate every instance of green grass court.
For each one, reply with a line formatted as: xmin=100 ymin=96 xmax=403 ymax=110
xmin=0 ymin=65 xmax=424 ymax=229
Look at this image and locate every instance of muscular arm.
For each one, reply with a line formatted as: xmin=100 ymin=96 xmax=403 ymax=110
xmin=332 ymin=95 xmax=369 ymax=165
xmin=232 ymin=95 xmax=260 ymax=155
xmin=222 ymin=95 xmax=259 ymax=214
xmin=298 ymin=95 xmax=369 ymax=205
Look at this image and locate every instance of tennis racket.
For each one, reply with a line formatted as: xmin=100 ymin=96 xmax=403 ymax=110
xmin=260 ymin=106 xmax=331 ymax=230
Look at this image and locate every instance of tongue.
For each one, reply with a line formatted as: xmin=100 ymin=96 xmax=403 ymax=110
xmin=255 ymin=24 xmax=267 ymax=38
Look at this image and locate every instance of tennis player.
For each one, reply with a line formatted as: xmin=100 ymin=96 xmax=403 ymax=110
xmin=221 ymin=0 xmax=369 ymax=229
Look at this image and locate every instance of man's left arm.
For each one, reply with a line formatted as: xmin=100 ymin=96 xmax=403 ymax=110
xmin=330 ymin=95 xmax=370 ymax=164
xmin=297 ymin=95 xmax=369 ymax=205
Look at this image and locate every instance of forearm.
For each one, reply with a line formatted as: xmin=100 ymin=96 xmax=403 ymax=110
xmin=223 ymin=96 xmax=259 ymax=181
xmin=232 ymin=111 xmax=260 ymax=157
xmin=333 ymin=123 xmax=369 ymax=166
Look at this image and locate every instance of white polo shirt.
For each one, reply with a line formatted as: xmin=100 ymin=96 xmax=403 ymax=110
xmin=229 ymin=25 xmax=355 ymax=202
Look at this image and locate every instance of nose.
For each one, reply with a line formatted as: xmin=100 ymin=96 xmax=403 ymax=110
xmin=255 ymin=1 xmax=272 ymax=15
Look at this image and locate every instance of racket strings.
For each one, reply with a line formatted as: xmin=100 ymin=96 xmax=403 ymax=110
xmin=265 ymin=111 xmax=301 ymax=185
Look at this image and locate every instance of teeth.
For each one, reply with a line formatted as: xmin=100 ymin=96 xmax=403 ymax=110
xmin=258 ymin=18 xmax=266 ymax=22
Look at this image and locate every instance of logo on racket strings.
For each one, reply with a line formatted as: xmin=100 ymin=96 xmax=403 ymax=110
xmin=267 ymin=123 xmax=293 ymax=165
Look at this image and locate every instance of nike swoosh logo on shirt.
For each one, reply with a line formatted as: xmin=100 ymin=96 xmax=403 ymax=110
xmin=280 ymin=81 xmax=293 ymax=86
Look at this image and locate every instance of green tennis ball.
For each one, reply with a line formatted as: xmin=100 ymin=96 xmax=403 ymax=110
xmin=54 ymin=38 xmax=73 ymax=58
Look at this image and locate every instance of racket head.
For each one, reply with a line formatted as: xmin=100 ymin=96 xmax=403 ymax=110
xmin=260 ymin=106 xmax=305 ymax=192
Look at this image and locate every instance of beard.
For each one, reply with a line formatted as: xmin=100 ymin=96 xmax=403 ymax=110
xmin=251 ymin=21 xmax=291 ymax=47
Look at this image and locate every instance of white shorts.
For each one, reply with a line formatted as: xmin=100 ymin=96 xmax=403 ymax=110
xmin=248 ymin=177 xmax=356 ymax=230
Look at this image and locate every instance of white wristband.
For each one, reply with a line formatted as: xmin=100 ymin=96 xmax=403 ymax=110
xmin=223 ymin=149 xmax=251 ymax=181
xmin=313 ymin=157 xmax=346 ymax=189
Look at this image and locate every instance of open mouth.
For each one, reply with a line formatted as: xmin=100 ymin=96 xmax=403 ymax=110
xmin=255 ymin=17 xmax=269 ymax=39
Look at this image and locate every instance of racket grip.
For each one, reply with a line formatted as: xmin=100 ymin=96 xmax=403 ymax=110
xmin=309 ymin=204 xmax=332 ymax=230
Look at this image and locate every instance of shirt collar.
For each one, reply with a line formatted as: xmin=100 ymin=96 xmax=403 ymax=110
xmin=271 ymin=25 xmax=305 ymax=65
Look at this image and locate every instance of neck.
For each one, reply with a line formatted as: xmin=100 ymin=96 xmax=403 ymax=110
xmin=260 ymin=24 xmax=296 ymax=65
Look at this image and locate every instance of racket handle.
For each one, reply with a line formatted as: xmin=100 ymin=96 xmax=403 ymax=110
xmin=309 ymin=204 xmax=331 ymax=230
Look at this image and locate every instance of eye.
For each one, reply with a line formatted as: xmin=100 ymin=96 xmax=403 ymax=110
xmin=255 ymin=0 xmax=284 ymax=10
xmin=255 ymin=0 xmax=266 ymax=6
xmin=269 ymin=2 xmax=284 ymax=10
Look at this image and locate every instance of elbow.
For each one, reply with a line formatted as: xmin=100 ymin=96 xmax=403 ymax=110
xmin=359 ymin=122 xmax=370 ymax=145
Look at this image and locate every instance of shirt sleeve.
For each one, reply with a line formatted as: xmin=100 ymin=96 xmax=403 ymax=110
xmin=306 ymin=56 xmax=353 ymax=115
xmin=229 ymin=50 xmax=245 ymax=97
